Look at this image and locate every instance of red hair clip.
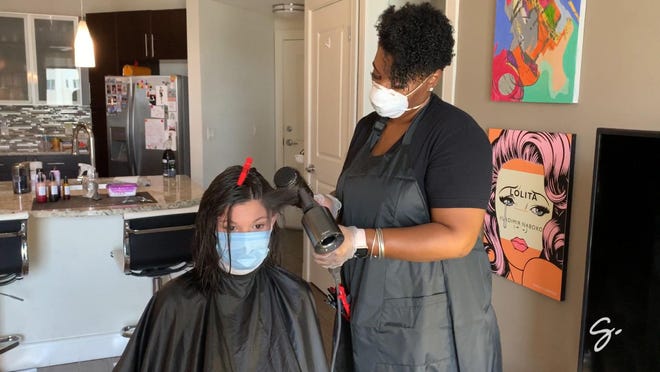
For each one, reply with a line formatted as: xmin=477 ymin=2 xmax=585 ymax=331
xmin=237 ymin=157 xmax=253 ymax=186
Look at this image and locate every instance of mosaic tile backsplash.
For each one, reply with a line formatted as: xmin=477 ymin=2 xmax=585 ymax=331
xmin=0 ymin=105 xmax=91 ymax=153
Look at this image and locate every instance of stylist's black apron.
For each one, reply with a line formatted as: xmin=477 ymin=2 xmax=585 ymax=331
xmin=336 ymin=109 xmax=502 ymax=372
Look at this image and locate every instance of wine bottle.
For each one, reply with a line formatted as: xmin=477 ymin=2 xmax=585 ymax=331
xmin=35 ymin=171 xmax=47 ymax=203
xmin=48 ymin=172 xmax=60 ymax=202
xmin=162 ymin=134 xmax=176 ymax=177
xmin=61 ymin=176 xmax=71 ymax=200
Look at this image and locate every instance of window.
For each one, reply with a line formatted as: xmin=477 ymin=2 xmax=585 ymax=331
xmin=0 ymin=13 xmax=81 ymax=105
xmin=0 ymin=15 xmax=29 ymax=101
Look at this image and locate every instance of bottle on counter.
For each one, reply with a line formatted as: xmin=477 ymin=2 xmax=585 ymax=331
xmin=61 ymin=176 xmax=71 ymax=200
xmin=50 ymin=167 xmax=61 ymax=186
xmin=29 ymin=161 xmax=43 ymax=192
xmin=162 ymin=133 xmax=176 ymax=178
xmin=84 ymin=168 xmax=99 ymax=199
xmin=35 ymin=171 xmax=47 ymax=203
xmin=48 ymin=172 xmax=60 ymax=202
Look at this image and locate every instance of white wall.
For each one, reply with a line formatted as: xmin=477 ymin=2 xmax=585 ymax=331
xmin=186 ymin=0 xmax=204 ymax=187
xmin=357 ymin=1 xmax=385 ymax=118
xmin=274 ymin=12 xmax=304 ymax=32
xmin=187 ymin=0 xmax=276 ymax=186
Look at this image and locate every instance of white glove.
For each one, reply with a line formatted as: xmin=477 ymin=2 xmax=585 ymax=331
xmin=313 ymin=193 xmax=342 ymax=219
xmin=312 ymin=225 xmax=360 ymax=269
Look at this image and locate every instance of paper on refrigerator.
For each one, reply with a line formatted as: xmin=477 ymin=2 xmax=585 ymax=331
xmin=144 ymin=118 xmax=166 ymax=149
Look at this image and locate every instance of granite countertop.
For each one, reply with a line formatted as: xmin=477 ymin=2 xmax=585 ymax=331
xmin=0 ymin=175 xmax=204 ymax=218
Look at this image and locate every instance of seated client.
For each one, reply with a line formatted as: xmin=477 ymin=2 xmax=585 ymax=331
xmin=114 ymin=164 xmax=328 ymax=372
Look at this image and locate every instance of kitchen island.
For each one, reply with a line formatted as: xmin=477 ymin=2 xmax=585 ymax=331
xmin=0 ymin=175 xmax=204 ymax=371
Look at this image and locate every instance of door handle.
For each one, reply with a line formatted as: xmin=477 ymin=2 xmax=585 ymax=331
xmin=151 ymin=33 xmax=155 ymax=58
xmin=285 ymin=139 xmax=299 ymax=146
xmin=144 ymin=34 xmax=148 ymax=57
xmin=305 ymin=164 xmax=315 ymax=173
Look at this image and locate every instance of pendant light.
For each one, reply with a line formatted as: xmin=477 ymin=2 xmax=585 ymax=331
xmin=74 ymin=0 xmax=95 ymax=67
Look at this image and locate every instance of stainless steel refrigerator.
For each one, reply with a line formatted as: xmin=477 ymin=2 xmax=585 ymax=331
xmin=104 ymin=75 xmax=190 ymax=177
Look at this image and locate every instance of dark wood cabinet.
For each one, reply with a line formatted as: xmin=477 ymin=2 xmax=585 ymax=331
xmin=0 ymin=154 xmax=91 ymax=181
xmin=115 ymin=10 xmax=187 ymax=63
xmin=85 ymin=9 xmax=186 ymax=177
xmin=36 ymin=154 xmax=92 ymax=181
xmin=149 ymin=9 xmax=187 ymax=60
xmin=114 ymin=11 xmax=151 ymax=64
xmin=0 ymin=156 xmax=16 ymax=181
xmin=87 ymin=11 xmax=119 ymax=177
xmin=87 ymin=12 xmax=119 ymax=86
xmin=88 ymin=9 xmax=186 ymax=75
xmin=87 ymin=11 xmax=121 ymax=177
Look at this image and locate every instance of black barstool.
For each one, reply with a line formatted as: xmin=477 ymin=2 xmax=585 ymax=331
xmin=119 ymin=211 xmax=196 ymax=337
xmin=0 ymin=216 xmax=28 ymax=355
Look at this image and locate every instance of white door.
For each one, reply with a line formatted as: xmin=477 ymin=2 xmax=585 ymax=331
xmin=275 ymin=30 xmax=305 ymax=229
xmin=304 ymin=0 xmax=357 ymax=291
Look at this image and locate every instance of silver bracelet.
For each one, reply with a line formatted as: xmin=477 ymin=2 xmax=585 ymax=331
xmin=370 ymin=229 xmax=379 ymax=258
xmin=376 ymin=228 xmax=384 ymax=259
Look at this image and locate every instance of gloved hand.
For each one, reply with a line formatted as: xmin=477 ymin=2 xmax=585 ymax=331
xmin=313 ymin=193 xmax=342 ymax=219
xmin=312 ymin=225 xmax=359 ymax=269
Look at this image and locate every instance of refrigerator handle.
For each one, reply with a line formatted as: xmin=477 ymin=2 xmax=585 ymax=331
xmin=144 ymin=34 xmax=148 ymax=58
xmin=127 ymin=81 xmax=137 ymax=176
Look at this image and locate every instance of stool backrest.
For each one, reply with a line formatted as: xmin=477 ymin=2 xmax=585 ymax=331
xmin=0 ymin=218 xmax=28 ymax=286
xmin=123 ymin=212 xmax=196 ymax=277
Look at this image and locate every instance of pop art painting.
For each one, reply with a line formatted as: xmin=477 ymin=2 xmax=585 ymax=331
xmin=484 ymin=129 xmax=575 ymax=300
xmin=491 ymin=0 xmax=587 ymax=103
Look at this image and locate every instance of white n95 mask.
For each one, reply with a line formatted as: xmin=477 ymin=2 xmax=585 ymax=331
xmin=369 ymin=75 xmax=431 ymax=118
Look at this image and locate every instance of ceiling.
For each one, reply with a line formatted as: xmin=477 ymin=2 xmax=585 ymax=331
xmin=213 ymin=0 xmax=305 ymax=14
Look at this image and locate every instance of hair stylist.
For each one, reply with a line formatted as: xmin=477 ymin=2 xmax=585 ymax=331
xmin=313 ymin=3 xmax=502 ymax=371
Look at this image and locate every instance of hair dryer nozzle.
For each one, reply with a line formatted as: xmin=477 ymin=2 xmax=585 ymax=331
xmin=274 ymin=166 xmax=344 ymax=255
xmin=302 ymin=206 xmax=345 ymax=254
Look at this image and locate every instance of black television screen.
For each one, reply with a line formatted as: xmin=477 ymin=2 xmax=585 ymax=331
xmin=578 ymin=128 xmax=660 ymax=371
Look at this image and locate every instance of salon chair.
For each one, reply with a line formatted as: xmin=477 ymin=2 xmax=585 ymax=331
xmin=118 ymin=211 xmax=196 ymax=338
xmin=0 ymin=216 xmax=28 ymax=354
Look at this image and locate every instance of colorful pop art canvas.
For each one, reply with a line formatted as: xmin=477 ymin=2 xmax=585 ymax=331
xmin=491 ymin=0 xmax=587 ymax=103
xmin=484 ymin=129 xmax=575 ymax=301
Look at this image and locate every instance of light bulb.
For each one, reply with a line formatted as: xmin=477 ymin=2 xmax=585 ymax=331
xmin=74 ymin=19 xmax=95 ymax=68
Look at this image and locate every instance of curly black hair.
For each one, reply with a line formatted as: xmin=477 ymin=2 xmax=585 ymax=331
xmin=376 ymin=2 xmax=455 ymax=89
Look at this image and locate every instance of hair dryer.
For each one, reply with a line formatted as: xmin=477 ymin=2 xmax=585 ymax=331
xmin=274 ymin=166 xmax=344 ymax=255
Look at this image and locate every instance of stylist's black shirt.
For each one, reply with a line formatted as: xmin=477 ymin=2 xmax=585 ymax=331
xmin=343 ymin=94 xmax=492 ymax=210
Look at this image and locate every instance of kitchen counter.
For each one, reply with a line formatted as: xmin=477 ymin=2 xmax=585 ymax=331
xmin=0 ymin=175 xmax=204 ymax=371
xmin=0 ymin=175 xmax=204 ymax=218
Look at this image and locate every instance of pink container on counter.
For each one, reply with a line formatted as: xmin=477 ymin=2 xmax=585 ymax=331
xmin=106 ymin=183 xmax=138 ymax=197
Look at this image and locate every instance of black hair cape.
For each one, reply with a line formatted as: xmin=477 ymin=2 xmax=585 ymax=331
xmin=113 ymin=266 xmax=328 ymax=372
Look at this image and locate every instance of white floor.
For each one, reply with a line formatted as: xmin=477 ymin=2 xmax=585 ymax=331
xmin=34 ymin=357 xmax=118 ymax=372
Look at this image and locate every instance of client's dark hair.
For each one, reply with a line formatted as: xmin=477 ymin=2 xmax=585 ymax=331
xmin=191 ymin=165 xmax=297 ymax=292
xmin=376 ymin=2 xmax=454 ymax=89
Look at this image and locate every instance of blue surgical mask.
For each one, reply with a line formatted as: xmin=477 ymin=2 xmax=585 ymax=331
xmin=217 ymin=230 xmax=271 ymax=275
